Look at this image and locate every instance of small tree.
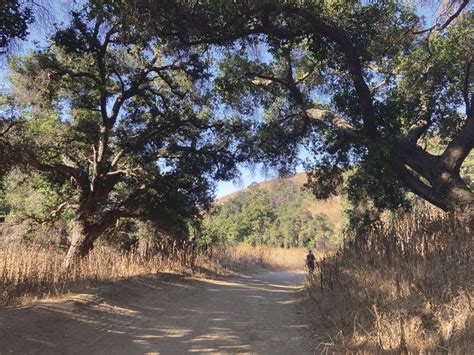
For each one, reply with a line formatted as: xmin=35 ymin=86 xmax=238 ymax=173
xmin=4 ymin=4 xmax=247 ymax=267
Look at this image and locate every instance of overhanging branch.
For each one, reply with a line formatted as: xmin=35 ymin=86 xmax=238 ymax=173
xmin=287 ymin=6 xmax=378 ymax=138
xmin=391 ymin=159 xmax=448 ymax=211
xmin=169 ymin=3 xmax=378 ymax=138
xmin=251 ymin=62 xmax=356 ymax=147
xmin=305 ymin=109 xmax=355 ymax=135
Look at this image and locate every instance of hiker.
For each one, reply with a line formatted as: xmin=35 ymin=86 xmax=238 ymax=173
xmin=306 ymin=249 xmax=315 ymax=272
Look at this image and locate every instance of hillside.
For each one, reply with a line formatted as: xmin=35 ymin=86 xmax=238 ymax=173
xmin=216 ymin=172 xmax=345 ymax=235
xmin=205 ymin=173 xmax=345 ymax=249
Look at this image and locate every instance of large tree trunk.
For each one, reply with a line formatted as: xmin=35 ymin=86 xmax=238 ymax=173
xmin=435 ymin=172 xmax=474 ymax=229
xmin=63 ymin=217 xmax=99 ymax=270
xmin=63 ymin=206 xmax=131 ymax=269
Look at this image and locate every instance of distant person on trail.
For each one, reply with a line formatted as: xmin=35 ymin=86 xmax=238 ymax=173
xmin=306 ymin=249 xmax=315 ymax=272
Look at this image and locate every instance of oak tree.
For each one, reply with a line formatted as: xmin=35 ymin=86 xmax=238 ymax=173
xmin=5 ymin=3 xmax=248 ymax=266
xmin=123 ymin=0 xmax=473 ymax=224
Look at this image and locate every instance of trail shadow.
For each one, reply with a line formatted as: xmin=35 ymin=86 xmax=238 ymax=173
xmin=0 ymin=271 xmax=311 ymax=354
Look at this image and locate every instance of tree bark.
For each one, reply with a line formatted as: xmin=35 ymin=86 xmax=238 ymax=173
xmin=63 ymin=204 xmax=138 ymax=269
xmin=432 ymin=169 xmax=474 ymax=229
xmin=63 ymin=217 xmax=98 ymax=270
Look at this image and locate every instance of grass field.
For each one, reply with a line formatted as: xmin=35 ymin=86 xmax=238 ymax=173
xmin=0 ymin=242 xmax=307 ymax=306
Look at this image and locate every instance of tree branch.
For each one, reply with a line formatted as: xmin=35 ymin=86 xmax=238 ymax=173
xmin=289 ymin=6 xmax=378 ymax=138
xmin=24 ymin=153 xmax=89 ymax=195
xmin=295 ymin=64 xmax=318 ymax=84
xmin=95 ymin=25 xmax=118 ymax=126
xmin=305 ymin=109 xmax=355 ymax=135
xmin=0 ymin=117 xmax=20 ymax=137
xmin=26 ymin=200 xmax=74 ymax=226
xmin=55 ymin=66 xmax=99 ymax=83
xmin=441 ymin=109 xmax=474 ymax=173
xmin=407 ymin=120 xmax=431 ymax=144
xmin=463 ymin=60 xmax=472 ymax=117
xmin=110 ymin=149 xmax=124 ymax=168
xmin=391 ymin=159 xmax=448 ymax=211
xmin=414 ymin=0 xmax=470 ymax=34
xmin=252 ymin=62 xmax=356 ymax=153
xmin=395 ymin=141 xmax=437 ymax=181
xmin=169 ymin=3 xmax=378 ymax=137
xmin=407 ymin=66 xmax=436 ymax=143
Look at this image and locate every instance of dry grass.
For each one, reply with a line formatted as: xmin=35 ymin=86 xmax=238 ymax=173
xmin=304 ymin=203 xmax=473 ymax=353
xmin=213 ymin=244 xmax=307 ymax=272
xmin=0 ymin=240 xmax=306 ymax=306
xmin=0 ymin=244 xmax=189 ymax=305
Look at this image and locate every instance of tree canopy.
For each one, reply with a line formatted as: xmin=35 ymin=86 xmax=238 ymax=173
xmin=116 ymin=0 xmax=473 ymax=222
xmin=0 ymin=1 xmax=472 ymax=264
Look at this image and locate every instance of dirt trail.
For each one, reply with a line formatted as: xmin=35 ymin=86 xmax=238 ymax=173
xmin=0 ymin=271 xmax=312 ymax=354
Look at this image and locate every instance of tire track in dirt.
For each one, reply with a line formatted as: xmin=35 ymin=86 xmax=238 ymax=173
xmin=0 ymin=271 xmax=312 ymax=354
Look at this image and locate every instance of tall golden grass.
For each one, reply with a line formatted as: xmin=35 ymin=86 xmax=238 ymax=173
xmin=304 ymin=202 xmax=473 ymax=353
xmin=0 ymin=241 xmax=305 ymax=306
xmin=0 ymin=244 xmax=185 ymax=305
xmin=213 ymin=244 xmax=306 ymax=272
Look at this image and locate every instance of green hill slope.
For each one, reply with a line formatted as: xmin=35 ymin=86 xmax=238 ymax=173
xmin=203 ymin=173 xmax=345 ymax=249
